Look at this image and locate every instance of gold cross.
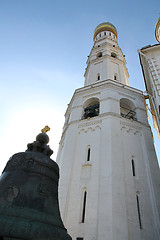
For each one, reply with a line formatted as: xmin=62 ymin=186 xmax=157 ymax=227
xmin=41 ymin=125 xmax=50 ymax=133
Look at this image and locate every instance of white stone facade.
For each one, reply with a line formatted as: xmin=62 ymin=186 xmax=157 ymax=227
xmin=56 ymin=23 xmax=160 ymax=240
xmin=138 ymin=44 xmax=160 ymax=139
xmin=84 ymin=29 xmax=129 ymax=86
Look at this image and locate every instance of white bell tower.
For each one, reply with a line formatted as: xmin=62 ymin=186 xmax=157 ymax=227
xmin=84 ymin=22 xmax=129 ymax=86
xmin=56 ymin=22 xmax=160 ymax=240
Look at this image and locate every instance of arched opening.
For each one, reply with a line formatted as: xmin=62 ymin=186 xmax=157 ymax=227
xmin=81 ymin=190 xmax=87 ymax=223
xmin=97 ymin=52 xmax=102 ymax=58
xmin=111 ymin=52 xmax=117 ymax=58
xmin=136 ymin=194 xmax=142 ymax=229
xmin=114 ymin=73 xmax=117 ymax=80
xmin=97 ymin=73 xmax=100 ymax=81
xmin=87 ymin=147 xmax=91 ymax=162
xmin=131 ymin=159 xmax=135 ymax=176
xmin=120 ymin=98 xmax=137 ymax=121
xmin=83 ymin=98 xmax=100 ymax=119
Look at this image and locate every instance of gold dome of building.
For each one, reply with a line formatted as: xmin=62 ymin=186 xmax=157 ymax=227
xmin=93 ymin=22 xmax=117 ymax=40
xmin=155 ymin=16 xmax=160 ymax=43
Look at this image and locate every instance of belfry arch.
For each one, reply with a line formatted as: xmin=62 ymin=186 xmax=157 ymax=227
xmin=83 ymin=97 xmax=99 ymax=119
xmin=120 ymin=98 xmax=137 ymax=120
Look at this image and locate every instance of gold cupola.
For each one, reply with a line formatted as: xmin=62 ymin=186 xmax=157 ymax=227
xmin=155 ymin=16 xmax=160 ymax=43
xmin=93 ymin=22 xmax=117 ymax=40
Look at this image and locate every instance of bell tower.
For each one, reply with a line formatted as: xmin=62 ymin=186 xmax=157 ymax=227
xmin=56 ymin=22 xmax=160 ymax=240
xmin=84 ymin=22 xmax=129 ymax=86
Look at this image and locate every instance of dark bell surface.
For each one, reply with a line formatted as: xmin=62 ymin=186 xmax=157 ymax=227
xmin=0 ymin=132 xmax=72 ymax=240
xmin=36 ymin=132 xmax=49 ymax=144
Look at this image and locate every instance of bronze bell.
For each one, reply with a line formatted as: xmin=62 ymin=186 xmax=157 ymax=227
xmin=0 ymin=130 xmax=72 ymax=240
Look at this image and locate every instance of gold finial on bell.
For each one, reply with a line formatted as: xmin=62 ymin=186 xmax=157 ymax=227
xmin=41 ymin=125 xmax=50 ymax=133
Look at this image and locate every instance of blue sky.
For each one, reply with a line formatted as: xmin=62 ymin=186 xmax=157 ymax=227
xmin=0 ymin=0 xmax=160 ymax=172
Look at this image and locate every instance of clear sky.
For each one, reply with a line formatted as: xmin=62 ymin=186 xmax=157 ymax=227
xmin=0 ymin=0 xmax=160 ymax=173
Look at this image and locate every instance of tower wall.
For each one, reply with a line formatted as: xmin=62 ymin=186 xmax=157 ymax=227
xmin=57 ymin=80 xmax=160 ymax=240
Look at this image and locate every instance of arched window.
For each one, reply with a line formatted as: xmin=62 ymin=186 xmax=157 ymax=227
xmin=97 ymin=73 xmax=100 ymax=81
xmin=97 ymin=52 xmax=102 ymax=58
xmin=136 ymin=194 xmax=142 ymax=229
xmin=120 ymin=98 xmax=137 ymax=121
xmin=114 ymin=74 xmax=117 ymax=80
xmin=87 ymin=147 xmax=91 ymax=162
xmin=81 ymin=190 xmax=87 ymax=223
xmin=131 ymin=159 xmax=135 ymax=176
xmin=111 ymin=52 xmax=117 ymax=58
xmin=83 ymin=98 xmax=100 ymax=119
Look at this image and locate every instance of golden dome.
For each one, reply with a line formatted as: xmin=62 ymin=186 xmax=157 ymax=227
xmin=93 ymin=22 xmax=117 ymax=40
xmin=155 ymin=16 xmax=160 ymax=43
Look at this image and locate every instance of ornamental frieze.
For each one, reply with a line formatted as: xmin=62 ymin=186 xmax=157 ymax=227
xmin=120 ymin=120 xmax=141 ymax=130
xmin=78 ymin=119 xmax=102 ymax=128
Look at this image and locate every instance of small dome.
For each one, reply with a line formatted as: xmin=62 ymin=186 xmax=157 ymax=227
xmin=93 ymin=22 xmax=117 ymax=40
xmin=155 ymin=16 xmax=160 ymax=43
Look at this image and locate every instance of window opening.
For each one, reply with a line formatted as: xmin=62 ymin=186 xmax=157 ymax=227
xmin=111 ymin=52 xmax=117 ymax=58
xmin=97 ymin=52 xmax=102 ymax=58
xmin=109 ymin=32 xmax=111 ymax=36
xmin=97 ymin=73 xmax=100 ymax=80
xmin=136 ymin=195 xmax=142 ymax=229
xmin=87 ymin=148 xmax=90 ymax=162
xmin=82 ymin=191 xmax=87 ymax=223
xmin=120 ymin=106 xmax=136 ymax=120
xmin=120 ymin=99 xmax=137 ymax=121
xmin=104 ymin=32 xmax=106 ymax=35
xmin=77 ymin=238 xmax=83 ymax=240
xmin=132 ymin=159 xmax=135 ymax=176
xmin=99 ymin=33 xmax=101 ymax=37
xmin=114 ymin=74 xmax=117 ymax=80
xmin=84 ymin=104 xmax=99 ymax=119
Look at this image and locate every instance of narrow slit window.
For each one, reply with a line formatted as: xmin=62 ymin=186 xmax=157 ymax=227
xmin=136 ymin=195 xmax=142 ymax=229
xmin=114 ymin=74 xmax=117 ymax=80
xmin=132 ymin=159 xmax=135 ymax=176
xmin=87 ymin=148 xmax=90 ymax=161
xmin=82 ymin=191 xmax=87 ymax=223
